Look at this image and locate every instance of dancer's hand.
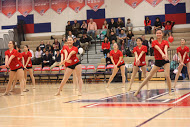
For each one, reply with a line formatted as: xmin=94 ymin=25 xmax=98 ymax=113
xmin=136 ymin=59 xmax=140 ymax=66
xmin=65 ymin=59 xmax=72 ymax=63
xmin=162 ymin=54 xmax=166 ymax=60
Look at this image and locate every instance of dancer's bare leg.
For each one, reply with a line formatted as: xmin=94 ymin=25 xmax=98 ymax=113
xmin=128 ymin=66 xmax=139 ymax=91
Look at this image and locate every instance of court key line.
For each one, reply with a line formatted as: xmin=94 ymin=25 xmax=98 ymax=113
xmin=0 ymin=85 xmax=123 ymax=111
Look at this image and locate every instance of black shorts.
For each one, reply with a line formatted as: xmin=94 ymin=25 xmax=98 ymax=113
xmin=67 ymin=62 xmax=81 ymax=70
xmin=117 ymin=63 xmax=125 ymax=68
xmin=26 ymin=67 xmax=32 ymax=69
xmin=155 ymin=60 xmax=170 ymax=67
xmin=11 ymin=67 xmax=23 ymax=72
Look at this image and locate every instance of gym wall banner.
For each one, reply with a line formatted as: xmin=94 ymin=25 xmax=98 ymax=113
xmin=18 ymin=0 xmax=33 ymax=17
xmin=51 ymin=0 xmax=68 ymax=14
xmin=145 ymin=0 xmax=163 ymax=7
xmin=124 ymin=0 xmax=143 ymax=8
xmin=167 ymin=0 xmax=181 ymax=6
xmin=87 ymin=0 xmax=104 ymax=12
xmin=69 ymin=0 xmax=85 ymax=13
xmin=2 ymin=0 xmax=16 ymax=18
xmin=34 ymin=0 xmax=50 ymax=16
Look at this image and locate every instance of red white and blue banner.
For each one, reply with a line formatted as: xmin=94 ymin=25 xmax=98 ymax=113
xmin=87 ymin=0 xmax=104 ymax=12
xmin=145 ymin=0 xmax=163 ymax=7
xmin=51 ymin=0 xmax=68 ymax=14
xmin=125 ymin=0 xmax=143 ymax=8
xmin=2 ymin=0 xmax=16 ymax=18
xmin=167 ymin=0 xmax=181 ymax=6
xmin=18 ymin=0 xmax=33 ymax=17
xmin=34 ymin=0 xmax=50 ymax=16
xmin=69 ymin=0 xmax=85 ymax=13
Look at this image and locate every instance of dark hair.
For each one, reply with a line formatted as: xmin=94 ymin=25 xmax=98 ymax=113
xmin=104 ymin=36 xmax=108 ymax=43
xmin=127 ymin=18 xmax=131 ymax=21
xmin=149 ymin=37 xmax=154 ymax=44
xmin=127 ymin=30 xmax=133 ymax=35
xmin=10 ymin=41 xmax=16 ymax=49
xmin=25 ymin=45 xmax=30 ymax=51
xmin=156 ymin=17 xmax=160 ymax=20
xmin=36 ymin=46 xmax=40 ymax=51
xmin=136 ymin=37 xmax=143 ymax=42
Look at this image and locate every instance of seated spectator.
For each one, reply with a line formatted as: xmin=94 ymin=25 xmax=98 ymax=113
xmin=127 ymin=30 xmax=134 ymax=46
xmin=80 ymin=32 xmax=92 ymax=54
xmin=87 ymin=18 xmax=97 ymax=40
xmin=116 ymin=18 xmax=125 ymax=36
xmin=46 ymin=41 xmax=53 ymax=51
xmin=81 ymin=20 xmax=87 ymax=33
xmin=39 ymin=41 xmax=45 ymax=51
xmin=50 ymin=49 xmax=61 ymax=70
xmin=118 ymin=29 xmax=127 ymax=42
xmin=141 ymin=35 xmax=149 ymax=55
xmin=53 ymin=38 xmax=61 ymax=50
xmin=148 ymin=37 xmax=154 ymax=56
xmin=108 ymin=18 xmax=117 ymax=33
xmin=72 ymin=20 xmax=80 ymax=37
xmin=106 ymin=53 xmax=112 ymax=71
xmin=144 ymin=17 xmax=152 ymax=34
xmin=129 ymin=36 xmax=137 ymax=53
xmin=102 ymin=20 xmax=108 ymax=35
xmin=42 ymin=48 xmax=46 ymax=56
xmin=48 ymin=46 xmax=54 ymax=56
xmin=73 ymin=37 xmax=80 ymax=49
xmin=109 ymin=30 xmax=117 ymax=42
xmin=126 ymin=18 xmax=133 ymax=32
xmin=67 ymin=31 xmax=75 ymax=39
xmin=34 ymin=46 xmax=42 ymax=65
xmin=118 ymin=39 xmax=127 ymax=55
xmin=61 ymin=36 xmax=66 ymax=48
xmin=42 ymin=50 xmax=53 ymax=68
xmin=102 ymin=36 xmax=110 ymax=56
xmin=163 ymin=21 xmax=175 ymax=37
xmin=110 ymin=40 xmax=116 ymax=50
xmin=65 ymin=21 xmax=72 ymax=37
xmin=153 ymin=17 xmax=162 ymax=34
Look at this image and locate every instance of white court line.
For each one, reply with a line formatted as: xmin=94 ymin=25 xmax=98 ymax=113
xmin=0 ymin=115 xmax=190 ymax=120
xmin=0 ymin=85 xmax=123 ymax=111
xmin=172 ymin=93 xmax=190 ymax=104
xmin=85 ymin=103 xmax=99 ymax=108
xmin=162 ymin=99 xmax=171 ymax=103
xmin=147 ymin=92 xmax=168 ymax=100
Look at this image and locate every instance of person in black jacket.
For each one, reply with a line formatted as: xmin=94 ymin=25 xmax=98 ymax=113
xmin=42 ymin=50 xmax=52 ymax=68
xmin=50 ymin=50 xmax=61 ymax=69
xmin=109 ymin=31 xmax=117 ymax=42
xmin=65 ymin=21 xmax=72 ymax=37
xmin=153 ymin=17 xmax=162 ymax=34
xmin=116 ymin=18 xmax=124 ymax=36
xmin=108 ymin=18 xmax=117 ymax=36
xmin=141 ymin=35 xmax=149 ymax=55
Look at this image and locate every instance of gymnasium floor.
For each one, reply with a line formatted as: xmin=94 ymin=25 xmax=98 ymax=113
xmin=0 ymin=81 xmax=190 ymax=127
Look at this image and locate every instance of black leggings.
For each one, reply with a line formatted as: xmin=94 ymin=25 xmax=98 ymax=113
xmin=103 ymin=49 xmax=110 ymax=56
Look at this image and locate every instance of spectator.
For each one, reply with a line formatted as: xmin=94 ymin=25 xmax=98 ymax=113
xmin=53 ymin=38 xmax=61 ymax=50
xmin=39 ymin=41 xmax=45 ymax=51
xmin=149 ymin=37 xmax=154 ymax=56
xmin=102 ymin=36 xmax=110 ymax=56
xmin=80 ymin=32 xmax=92 ymax=54
xmin=141 ymin=35 xmax=149 ymax=55
xmin=118 ymin=39 xmax=127 ymax=55
xmin=126 ymin=18 xmax=133 ymax=32
xmin=108 ymin=18 xmax=117 ymax=32
xmin=65 ymin=21 xmax=72 ymax=37
xmin=73 ymin=37 xmax=80 ymax=49
xmin=144 ymin=17 xmax=152 ymax=34
xmin=116 ymin=18 xmax=125 ymax=36
xmin=127 ymin=30 xmax=134 ymax=46
xmin=109 ymin=30 xmax=117 ymax=42
xmin=67 ymin=31 xmax=75 ymax=39
xmin=48 ymin=45 xmax=54 ymax=56
xmin=61 ymin=36 xmax=66 ymax=48
xmin=87 ymin=18 xmax=97 ymax=39
xmin=106 ymin=53 xmax=112 ymax=72
xmin=153 ymin=17 xmax=162 ymax=34
xmin=35 ymin=46 xmax=42 ymax=65
xmin=81 ymin=20 xmax=87 ymax=33
xmin=42 ymin=50 xmax=52 ymax=68
xmin=118 ymin=29 xmax=127 ymax=42
xmin=46 ymin=41 xmax=53 ymax=51
xmin=42 ymin=48 xmax=46 ymax=56
xmin=72 ymin=20 xmax=80 ymax=37
xmin=129 ymin=36 xmax=137 ymax=52
xmin=50 ymin=49 xmax=61 ymax=70
xmin=163 ymin=21 xmax=175 ymax=37
xmin=110 ymin=39 xmax=116 ymax=50
xmin=102 ymin=20 xmax=108 ymax=34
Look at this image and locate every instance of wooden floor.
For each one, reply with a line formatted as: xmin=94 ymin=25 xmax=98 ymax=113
xmin=0 ymin=81 xmax=190 ymax=127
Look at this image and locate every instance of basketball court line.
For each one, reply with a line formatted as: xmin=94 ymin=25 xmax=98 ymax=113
xmin=0 ymin=85 xmax=123 ymax=111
